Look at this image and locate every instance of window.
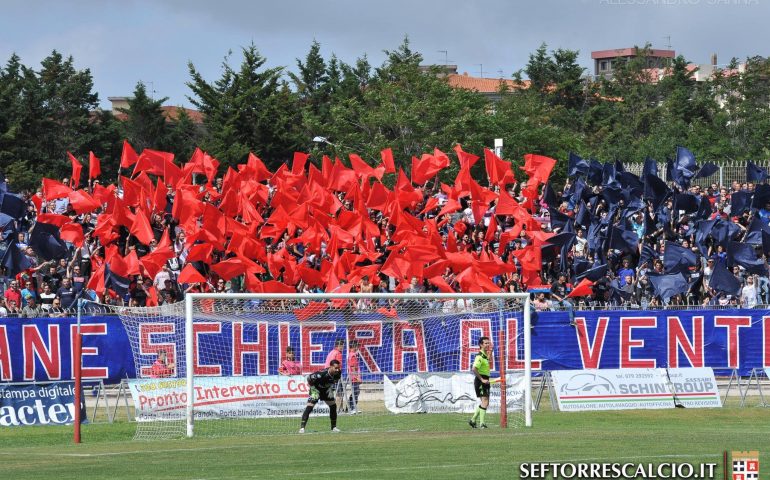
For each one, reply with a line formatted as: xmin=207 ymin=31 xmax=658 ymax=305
xmin=600 ymin=60 xmax=608 ymax=71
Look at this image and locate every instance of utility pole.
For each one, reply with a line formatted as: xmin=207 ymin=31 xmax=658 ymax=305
xmin=477 ymin=64 xmax=484 ymax=78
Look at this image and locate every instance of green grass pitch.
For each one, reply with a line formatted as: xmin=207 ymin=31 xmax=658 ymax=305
xmin=1 ymin=407 xmax=768 ymax=480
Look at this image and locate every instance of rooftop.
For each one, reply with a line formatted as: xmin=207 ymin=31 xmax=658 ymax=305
xmin=591 ymin=48 xmax=676 ymax=60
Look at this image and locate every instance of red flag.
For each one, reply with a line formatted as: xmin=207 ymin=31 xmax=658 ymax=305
xmin=130 ymin=210 xmax=155 ymax=246
xmin=380 ymin=148 xmax=395 ymax=173
xmin=294 ymin=301 xmax=329 ymax=321
xmin=88 ymin=151 xmax=101 ymax=179
xmin=178 ymin=264 xmax=207 ymax=284
xmin=567 ymin=278 xmax=595 ymax=298
xmin=146 ymin=286 xmax=159 ymax=307
xmin=483 ymin=148 xmax=515 ymax=186
xmin=244 ymin=152 xmax=272 ymax=182
xmin=36 ymin=213 xmax=71 ymax=227
xmin=59 ymin=222 xmax=84 ymax=248
xmin=428 ymin=276 xmax=454 ymax=293
xmin=41 ymin=178 xmax=73 ymax=200
xmin=187 ymin=243 xmax=214 ymax=263
xmin=68 ymin=189 xmax=101 ymax=214
xmin=376 ymin=307 xmax=398 ymax=318
xmin=291 ymin=152 xmax=310 ymax=176
xmin=454 ymin=144 xmax=480 ymax=170
xmin=211 ymin=257 xmax=247 ymax=281
xmin=67 ymin=152 xmax=82 ymax=188
xmin=87 ymin=262 xmax=105 ymax=293
xmin=133 ymin=149 xmax=173 ymax=177
xmin=262 ymin=280 xmax=296 ymax=293
xmin=153 ymin=181 xmax=167 ymax=213
xmin=410 ymin=154 xmax=444 ymax=185
xmin=120 ymin=140 xmax=139 ymax=169
xmin=495 ymin=189 xmax=518 ymax=216
xmin=522 ymin=154 xmax=556 ymax=185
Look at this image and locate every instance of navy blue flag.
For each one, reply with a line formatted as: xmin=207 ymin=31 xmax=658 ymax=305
xmin=0 ymin=192 xmax=25 ymax=220
xmin=548 ymin=208 xmax=571 ymax=232
xmin=602 ymin=162 xmax=621 ymax=190
xmin=618 ymin=171 xmax=644 ymax=193
xmin=642 ymin=156 xmax=658 ymax=180
xmin=695 ymin=194 xmax=713 ymax=220
xmin=588 ymin=159 xmax=604 ymax=186
xmin=710 ymin=219 xmax=741 ymax=247
xmin=708 ymin=261 xmax=741 ymax=296
xmin=601 ymin=187 xmax=623 ymax=208
xmin=727 ymin=241 xmax=767 ymax=275
xmin=694 ymin=218 xmax=718 ymax=255
xmin=542 ymin=183 xmax=559 ymax=209
xmin=639 ymin=243 xmax=657 ymax=267
xmin=575 ymin=201 xmax=590 ymax=230
xmin=648 ymin=272 xmax=690 ymax=302
xmin=664 ymin=241 xmax=699 ymax=274
xmin=608 ymin=225 xmax=639 ymax=253
xmin=751 ymin=184 xmax=770 ymax=209
xmin=1 ymin=244 xmax=33 ymax=277
xmin=730 ymin=191 xmax=753 ymax=216
xmin=674 ymin=146 xmax=698 ymax=185
xmin=557 ymin=234 xmax=577 ymax=274
xmin=694 ymin=162 xmax=719 ymax=180
xmin=105 ymin=264 xmax=130 ymax=298
xmin=674 ymin=193 xmax=699 ymax=214
xmin=29 ymin=222 xmax=69 ymax=261
xmin=568 ymin=152 xmax=589 ymax=177
xmin=747 ymin=161 xmax=769 ymax=183
xmin=763 ymin=230 xmax=770 ymax=257
xmin=744 ymin=216 xmax=770 ymax=245
xmin=577 ymin=264 xmax=609 ymax=282
xmin=0 ymin=213 xmax=15 ymax=242
xmin=644 ymin=174 xmax=669 ymax=212
xmin=565 ymin=177 xmax=587 ymax=206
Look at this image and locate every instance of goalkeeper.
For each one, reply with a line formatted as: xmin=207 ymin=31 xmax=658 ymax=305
xmin=469 ymin=336 xmax=492 ymax=429
xmin=299 ymin=359 xmax=342 ymax=433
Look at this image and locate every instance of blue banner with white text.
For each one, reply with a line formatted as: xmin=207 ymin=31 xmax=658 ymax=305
xmin=0 ymin=381 xmax=86 ymax=426
xmin=0 ymin=309 xmax=768 ymax=384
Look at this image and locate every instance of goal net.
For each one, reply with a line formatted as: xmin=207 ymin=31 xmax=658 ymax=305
xmin=118 ymin=293 xmax=531 ymax=439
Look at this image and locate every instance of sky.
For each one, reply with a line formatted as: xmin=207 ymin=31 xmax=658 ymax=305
xmin=1 ymin=0 xmax=767 ymax=109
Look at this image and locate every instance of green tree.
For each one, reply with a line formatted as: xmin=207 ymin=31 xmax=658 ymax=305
xmin=119 ymin=81 xmax=169 ymax=152
xmin=0 ymin=51 xmax=107 ymax=191
xmin=187 ymin=44 xmax=301 ymax=170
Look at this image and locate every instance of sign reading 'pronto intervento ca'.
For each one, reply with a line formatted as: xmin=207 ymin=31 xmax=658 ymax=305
xmin=551 ymin=368 xmax=721 ymax=411
xmin=128 ymin=376 xmax=327 ymax=421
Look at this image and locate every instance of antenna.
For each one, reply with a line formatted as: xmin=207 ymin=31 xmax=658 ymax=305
xmin=477 ymin=64 xmax=484 ymax=78
xmin=663 ymin=35 xmax=672 ymax=49
xmin=497 ymin=69 xmax=504 ymax=78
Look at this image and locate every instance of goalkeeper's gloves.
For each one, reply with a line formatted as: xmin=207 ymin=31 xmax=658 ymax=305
xmin=309 ymin=387 xmax=320 ymax=400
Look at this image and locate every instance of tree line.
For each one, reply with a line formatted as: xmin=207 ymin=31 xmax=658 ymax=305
xmin=1 ymin=38 xmax=769 ymax=191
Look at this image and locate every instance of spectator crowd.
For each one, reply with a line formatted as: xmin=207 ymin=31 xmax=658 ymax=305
xmin=1 ymin=144 xmax=769 ymax=317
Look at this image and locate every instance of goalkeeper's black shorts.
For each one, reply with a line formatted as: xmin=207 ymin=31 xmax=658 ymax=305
xmin=474 ymin=376 xmax=490 ymax=398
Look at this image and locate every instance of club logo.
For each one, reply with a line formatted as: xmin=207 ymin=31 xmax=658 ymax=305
xmin=732 ymin=451 xmax=759 ymax=480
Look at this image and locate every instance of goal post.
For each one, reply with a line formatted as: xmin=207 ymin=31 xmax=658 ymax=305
xmin=119 ymin=292 xmax=532 ymax=439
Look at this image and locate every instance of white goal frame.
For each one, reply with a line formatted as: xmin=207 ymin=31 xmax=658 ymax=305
xmin=184 ymin=292 xmax=532 ymax=437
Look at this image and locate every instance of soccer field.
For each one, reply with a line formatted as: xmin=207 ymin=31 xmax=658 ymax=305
xmin=1 ymin=407 xmax=768 ymax=480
